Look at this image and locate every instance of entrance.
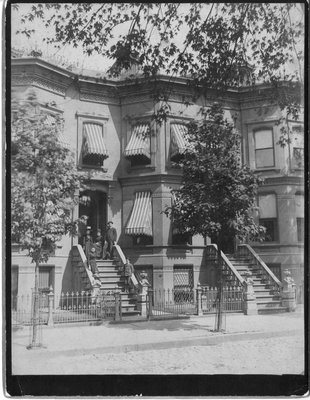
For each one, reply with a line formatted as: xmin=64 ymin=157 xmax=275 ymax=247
xmin=79 ymin=190 xmax=107 ymax=241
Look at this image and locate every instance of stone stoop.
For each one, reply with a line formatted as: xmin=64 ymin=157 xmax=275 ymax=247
xmin=96 ymin=259 xmax=140 ymax=317
xmin=226 ymin=254 xmax=286 ymax=314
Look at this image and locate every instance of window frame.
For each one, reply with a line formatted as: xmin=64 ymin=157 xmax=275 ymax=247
xmin=76 ymin=112 xmax=109 ymax=170
xmin=258 ymin=192 xmax=278 ymax=242
xmin=254 ymin=128 xmax=275 ymax=169
xmin=125 ymin=119 xmax=154 ymax=170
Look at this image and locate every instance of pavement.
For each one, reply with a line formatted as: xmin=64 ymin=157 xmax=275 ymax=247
xmin=12 ymin=305 xmax=304 ymax=359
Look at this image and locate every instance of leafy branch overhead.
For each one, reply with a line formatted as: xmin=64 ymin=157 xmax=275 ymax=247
xmin=16 ymin=4 xmax=304 ymax=88
xmin=11 ymin=90 xmax=86 ymax=263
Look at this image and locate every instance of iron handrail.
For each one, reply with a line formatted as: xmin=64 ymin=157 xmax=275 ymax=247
xmin=237 ymin=244 xmax=282 ymax=287
xmin=206 ymin=244 xmax=245 ymax=286
xmin=113 ymin=244 xmax=142 ymax=291
xmin=72 ymin=244 xmax=97 ymax=290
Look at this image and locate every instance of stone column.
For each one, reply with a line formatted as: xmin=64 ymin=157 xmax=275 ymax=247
xmin=196 ymin=283 xmax=203 ymax=316
xmin=281 ymin=269 xmax=296 ymax=312
xmin=136 ymin=281 xmax=149 ymax=317
xmin=243 ymin=272 xmax=258 ymax=315
xmin=47 ymin=286 xmax=54 ymax=327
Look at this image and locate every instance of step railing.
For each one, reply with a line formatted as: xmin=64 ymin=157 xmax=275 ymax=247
xmin=237 ymin=244 xmax=282 ymax=293
xmin=71 ymin=245 xmax=98 ymax=293
xmin=206 ymin=244 xmax=245 ymax=287
xmin=113 ymin=244 xmax=144 ymax=293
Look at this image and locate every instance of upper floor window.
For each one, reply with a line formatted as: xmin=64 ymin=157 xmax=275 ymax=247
xmin=291 ymin=125 xmax=304 ymax=169
xmin=170 ymin=123 xmax=188 ymax=162
xmin=295 ymin=192 xmax=304 ymax=242
xmin=124 ymin=123 xmax=151 ymax=167
xmin=258 ymin=193 xmax=278 ymax=242
xmin=82 ymin=123 xmax=108 ymax=167
xmin=254 ymin=129 xmax=274 ymax=168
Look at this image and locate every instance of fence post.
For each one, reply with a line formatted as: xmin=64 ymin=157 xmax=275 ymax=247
xmin=243 ymin=272 xmax=258 ymax=315
xmin=147 ymin=288 xmax=153 ymax=320
xmin=114 ymin=292 xmax=122 ymax=321
xmin=281 ymin=269 xmax=296 ymax=312
xmin=196 ymin=283 xmax=203 ymax=316
xmin=47 ymin=286 xmax=54 ymax=327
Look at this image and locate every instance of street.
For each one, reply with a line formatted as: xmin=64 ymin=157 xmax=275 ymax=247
xmin=13 ymin=331 xmax=303 ymax=375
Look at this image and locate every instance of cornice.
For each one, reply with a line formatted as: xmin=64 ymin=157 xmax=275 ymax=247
xmin=78 ymin=80 xmax=119 ymax=105
xmin=11 ymin=57 xmax=75 ymax=79
xmin=11 ymin=72 xmax=70 ymax=96
xmin=261 ymin=175 xmax=304 ymax=186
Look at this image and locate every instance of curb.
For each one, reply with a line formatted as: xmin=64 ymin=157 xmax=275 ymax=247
xmin=17 ymin=328 xmax=302 ymax=358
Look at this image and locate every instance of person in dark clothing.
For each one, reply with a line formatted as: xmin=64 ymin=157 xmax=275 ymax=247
xmin=88 ymin=247 xmax=99 ymax=277
xmin=78 ymin=215 xmax=89 ymax=246
xmin=83 ymin=226 xmax=93 ymax=261
xmin=95 ymin=229 xmax=104 ymax=259
xmin=123 ymin=258 xmax=134 ymax=293
xmin=106 ymin=221 xmax=117 ymax=259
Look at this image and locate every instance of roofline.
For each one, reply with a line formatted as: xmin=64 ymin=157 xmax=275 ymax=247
xmin=11 ymin=56 xmax=301 ymax=95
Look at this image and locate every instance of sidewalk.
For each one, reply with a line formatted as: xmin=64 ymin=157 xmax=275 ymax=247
xmin=12 ymin=306 xmax=304 ymax=358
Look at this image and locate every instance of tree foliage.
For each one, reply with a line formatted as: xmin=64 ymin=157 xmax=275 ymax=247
xmin=16 ymin=5 xmax=303 ymax=81
xmin=11 ymin=90 xmax=84 ymax=264
xmin=165 ymin=104 xmax=265 ymax=247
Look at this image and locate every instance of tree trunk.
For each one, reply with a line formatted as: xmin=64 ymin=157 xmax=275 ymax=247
xmin=30 ymin=259 xmax=40 ymax=347
xmin=215 ymin=237 xmax=224 ymax=332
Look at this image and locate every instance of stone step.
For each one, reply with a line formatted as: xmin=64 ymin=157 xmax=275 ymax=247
xmin=256 ymin=299 xmax=282 ymax=307
xmin=99 ymin=275 xmax=125 ymax=283
xmin=255 ymin=292 xmax=281 ymax=302
xmin=257 ymin=307 xmax=287 ymax=314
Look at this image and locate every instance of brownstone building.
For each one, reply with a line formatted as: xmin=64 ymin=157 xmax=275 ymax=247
xmin=11 ymin=54 xmax=304 ymax=303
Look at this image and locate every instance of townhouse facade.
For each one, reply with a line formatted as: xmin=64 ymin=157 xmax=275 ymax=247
xmin=10 ymin=55 xmax=304 ymax=302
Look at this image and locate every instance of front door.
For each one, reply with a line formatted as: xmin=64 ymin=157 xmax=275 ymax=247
xmin=79 ymin=190 xmax=107 ymax=241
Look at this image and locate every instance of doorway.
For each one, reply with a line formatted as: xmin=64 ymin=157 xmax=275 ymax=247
xmin=79 ymin=190 xmax=107 ymax=241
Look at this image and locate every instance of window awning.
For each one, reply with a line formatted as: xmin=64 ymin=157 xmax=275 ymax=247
xmin=125 ymin=191 xmax=153 ymax=236
xmin=170 ymin=124 xmax=188 ymax=159
xmin=83 ymin=123 xmax=108 ymax=159
xmin=124 ymin=124 xmax=150 ymax=159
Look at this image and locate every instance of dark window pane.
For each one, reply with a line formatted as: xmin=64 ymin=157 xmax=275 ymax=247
xmin=297 ymin=218 xmax=304 ymax=242
xmin=133 ymin=235 xmax=153 ymax=245
xmin=172 ymin=232 xmax=192 ymax=245
xmin=255 ymin=148 xmax=274 ymax=168
xmin=260 ymin=218 xmax=278 ymax=241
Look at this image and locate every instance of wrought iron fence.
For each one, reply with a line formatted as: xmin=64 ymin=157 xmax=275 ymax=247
xmin=11 ymin=289 xmax=122 ymax=326
xmin=147 ymin=288 xmax=196 ymax=319
xmin=197 ymin=285 xmax=244 ymax=314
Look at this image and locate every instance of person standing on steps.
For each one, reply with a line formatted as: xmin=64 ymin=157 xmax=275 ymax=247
xmin=95 ymin=228 xmax=104 ymax=259
xmin=106 ymin=221 xmax=117 ymax=259
xmin=123 ymin=258 xmax=134 ymax=293
xmin=83 ymin=226 xmax=93 ymax=261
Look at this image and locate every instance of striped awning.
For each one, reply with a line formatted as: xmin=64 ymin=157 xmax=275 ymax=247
xmin=44 ymin=113 xmax=69 ymax=148
xmin=170 ymin=124 xmax=188 ymax=159
xmin=125 ymin=191 xmax=153 ymax=236
xmin=83 ymin=123 xmax=108 ymax=159
xmin=124 ymin=124 xmax=150 ymax=159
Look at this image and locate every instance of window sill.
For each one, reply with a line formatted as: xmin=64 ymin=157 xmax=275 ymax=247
xmin=79 ymin=165 xmax=108 ymax=173
xmin=254 ymin=168 xmax=280 ymax=173
xmin=127 ymin=165 xmax=155 ymax=172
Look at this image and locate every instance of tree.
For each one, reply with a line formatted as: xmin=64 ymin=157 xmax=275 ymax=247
xmin=11 ymin=90 xmax=85 ymax=347
xmin=164 ymin=104 xmax=266 ymax=330
xmin=166 ymin=104 xmax=265 ymax=247
xmin=14 ymin=3 xmax=304 ymax=120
